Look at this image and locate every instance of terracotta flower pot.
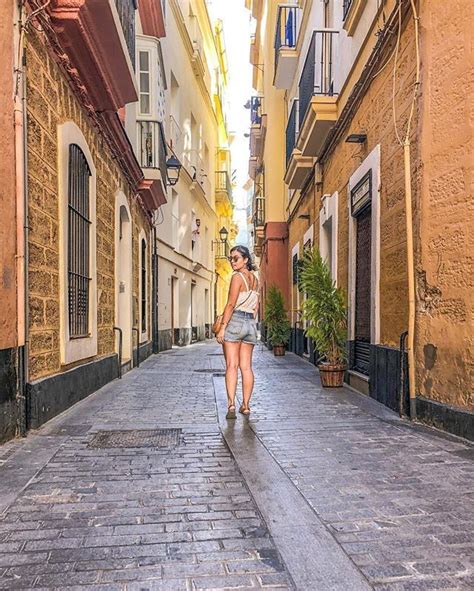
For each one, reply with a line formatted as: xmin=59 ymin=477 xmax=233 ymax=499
xmin=318 ymin=364 xmax=345 ymax=387
xmin=273 ymin=344 xmax=286 ymax=356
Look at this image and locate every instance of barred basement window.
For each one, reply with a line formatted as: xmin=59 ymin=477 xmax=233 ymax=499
xmin=68 ymin=144 xmax=92 ymax=338
xmin=141 ymin=239 xmax=147 ymax=333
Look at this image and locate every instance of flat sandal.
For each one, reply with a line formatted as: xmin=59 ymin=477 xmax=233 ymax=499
xmin=239 ymin=405 xmax=250 ymax=416
xmin=226 ymin=405 xmax=236 ymax=420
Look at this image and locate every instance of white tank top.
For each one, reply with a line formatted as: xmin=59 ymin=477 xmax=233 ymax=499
xmin=235 ymin=272 xmax=259 ymax=314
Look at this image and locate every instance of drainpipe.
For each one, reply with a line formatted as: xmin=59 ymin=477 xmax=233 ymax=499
xmin=151 ymin=224 xmax=159 ymax=354
xmin=14 ymin=13 xmax=29 ymax=436
xmin=402 ymin=0 xmax=421 ymax=420
xmin=404 ymin=141 xmax=416 ymax=420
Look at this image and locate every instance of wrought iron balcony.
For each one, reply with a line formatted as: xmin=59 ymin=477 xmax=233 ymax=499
xmin=115 ymin=0 xmax=137 ymax=68
xmin=343 ymin=0 xmax=354 ymax=20
xmin=286 ymin=100 xmax=299 ymax=166
xmin=250 ymin=96 xmax=263 ymax=126
xmin=274 ymin=5 xmax=300 ymax=88
xmin=214 ymin=239 xmax=230 ymax=260
xmin=298 ymin=30 xmax=338 ymax=128
xmin=253 ymin=196 xmax=265 ymax=228
xmin=137 ymin=121 xmax=167 ymax=178
xmin=216 ymin=171 xmax=233 ymax=199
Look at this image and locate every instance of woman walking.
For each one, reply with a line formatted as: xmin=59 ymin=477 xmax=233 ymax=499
xmin=216 ymin=246 xmax=259 ymax=419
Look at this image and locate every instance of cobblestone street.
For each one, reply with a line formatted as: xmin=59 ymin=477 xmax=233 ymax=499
xmin=0 ymin=342 xmax=472 ymax=590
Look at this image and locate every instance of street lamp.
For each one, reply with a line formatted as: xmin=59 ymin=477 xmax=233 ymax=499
xmin=219 ymin=226 xmax=229 ymax=242
xmin=166 ymin=154 xmax=182 ymax=186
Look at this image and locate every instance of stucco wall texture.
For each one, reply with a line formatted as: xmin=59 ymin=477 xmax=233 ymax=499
xmin=25 ymin=30 xmax=151 ymax=382
xmin=416 ymin=0 xmax=473 ymax=409
xmin=0 ymin=1 xmax=18 ymax=351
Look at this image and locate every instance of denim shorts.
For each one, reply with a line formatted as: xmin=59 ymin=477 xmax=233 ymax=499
xmin=224 ymin=311 xmax=258 ymax=345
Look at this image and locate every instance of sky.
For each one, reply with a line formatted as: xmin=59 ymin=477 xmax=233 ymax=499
xmin=206 ymin=0 xmax=253 ymax=245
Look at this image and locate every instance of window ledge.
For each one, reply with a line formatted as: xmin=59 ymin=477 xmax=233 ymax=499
xmin=343 ymin=0 xmax=366 ymax=36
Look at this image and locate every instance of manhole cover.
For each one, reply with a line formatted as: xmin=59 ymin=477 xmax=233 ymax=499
xmin=88 ymin=429 xmax=181 ymax=449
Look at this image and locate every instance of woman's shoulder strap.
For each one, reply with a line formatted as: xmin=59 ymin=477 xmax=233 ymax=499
xmin=237 ymin=271 xmax=250 ymax=291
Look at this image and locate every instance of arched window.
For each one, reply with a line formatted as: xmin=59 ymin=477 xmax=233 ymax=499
xmin=141 ymin=239 xmax=147 ymax=333
xmin=67 ymin=144 xmax=91 ymax=337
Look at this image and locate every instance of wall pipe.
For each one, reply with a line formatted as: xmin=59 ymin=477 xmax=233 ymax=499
xmin=399 ymin=330 xmax=408 ymax=417
xmin=14 ymin=4 xmax=29 ymax=437
xmin=113 ymin=327 xmax=123 ymax=379
xmin=132 ymin=327 xmax=140 ymax=368
xmin=151 ymin=224 xmax=159 ymax=354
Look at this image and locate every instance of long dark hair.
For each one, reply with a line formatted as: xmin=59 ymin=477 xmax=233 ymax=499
xmin=230 ymin=245 xmax=257 ymax=271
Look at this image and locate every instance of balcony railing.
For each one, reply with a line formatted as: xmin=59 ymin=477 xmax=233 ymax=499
xmin=137 ymin=120 xmax=167 ymax=182
xmin=115 ymin=0 xmax=137 ymax=68
xmin=343 ymin=0 xmax=354 ymax=20
xmin=298 ymin=30 xmax=338 ymax=128
xmin=215 ymin=239 xmax=230 ymax=259
xmin=250 ymin=96 xmax=264 ymax=125
xmin=274 ymin=5 xmax=298 ymax=69
xmin=216 ymin=171 xmax=232 ymax=199
xmin=286 ymin=99 xmax=298 ymax=166
xmin=253 ymin=196 xmax=265 ymax=227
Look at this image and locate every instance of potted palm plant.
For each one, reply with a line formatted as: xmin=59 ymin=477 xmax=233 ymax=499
xmin=264 ymin=285 xmax=291 ymax=356
xmin=299 ymin=248 xmax=347 ymax=387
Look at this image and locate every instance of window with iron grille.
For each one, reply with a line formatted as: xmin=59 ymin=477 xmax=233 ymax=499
xmin=292 ymin=253 xmax=299 ymax=285
xmin=141 ymin=239 xmax=147 ymax=333
xmin=68 ymin=144 xmax=91 ymax=338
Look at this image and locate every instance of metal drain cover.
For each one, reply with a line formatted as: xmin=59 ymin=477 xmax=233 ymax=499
xmin=88 ymin=429 xmax=181 ymax=449
xmin=194 ymin=369 xmax=225 ymax=375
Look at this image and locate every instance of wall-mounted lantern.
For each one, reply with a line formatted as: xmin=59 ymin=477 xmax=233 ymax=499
xmin=166 ymin=154 xmax=182 ymax=186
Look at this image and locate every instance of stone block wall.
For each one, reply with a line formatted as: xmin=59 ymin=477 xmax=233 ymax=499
xmin=25 ymin=30 xmax=151 ymax=383
xmin=416 ymin=0 xmax=473 ymax=410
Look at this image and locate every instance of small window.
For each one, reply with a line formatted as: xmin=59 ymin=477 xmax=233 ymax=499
xmin=292 ymin=253 xmax=299 ymax=285
xmin=139 ymin=50 xmax=151 ymax=115
xmin=141 ymin=239 xmax=147 ymax=332
xmin=68 ymin=144 xmax=91 ymax=338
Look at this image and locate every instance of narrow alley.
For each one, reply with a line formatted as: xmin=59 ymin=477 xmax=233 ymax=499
xmin=0 ymin=343 xmax=472 ymax=591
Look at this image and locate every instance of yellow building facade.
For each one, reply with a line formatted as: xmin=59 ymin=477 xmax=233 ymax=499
xmin=151 ymin=0 xmax=234 ymax=349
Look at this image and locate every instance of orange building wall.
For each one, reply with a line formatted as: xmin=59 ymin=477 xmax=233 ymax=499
xmin=0 ymin=1 xmax=18 ymax=351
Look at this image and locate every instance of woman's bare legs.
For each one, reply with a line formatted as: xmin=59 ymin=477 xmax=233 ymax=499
xmin=239 ymin=342 xmax=255 ymax=411
xmin=223 ymin=341 xmax=241 ymax=410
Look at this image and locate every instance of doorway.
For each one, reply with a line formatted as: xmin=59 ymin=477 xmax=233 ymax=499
xmin=353 ymin=206 xmax=372 ymax=375
xmin=171 ymin=277 xmax=178 ymax=345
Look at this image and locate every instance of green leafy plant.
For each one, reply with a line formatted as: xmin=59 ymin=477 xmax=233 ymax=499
xmin=298 ymin=248 xmax=347 ymax=366
xmin=264 ymin=285 xmax=291 ymax=346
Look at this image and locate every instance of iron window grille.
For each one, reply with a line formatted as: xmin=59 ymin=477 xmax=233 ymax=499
xmin=292 ymin=253 xmax=299 ymax=285
xmin=68 ymin=144 xmax=92 ymax=338
xmin=343 ymin=0 xmax=354 ymax=21
xmin=286 ymin=99 xmax=299 ymax=166
xmin=141 ymin=239 xmax=147 ymax=333
xmin=298 ymin=30 xmax=338 ymax=128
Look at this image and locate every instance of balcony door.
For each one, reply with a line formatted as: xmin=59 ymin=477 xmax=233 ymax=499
xmin=353 ymin=205 xmax=372 ymax=375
